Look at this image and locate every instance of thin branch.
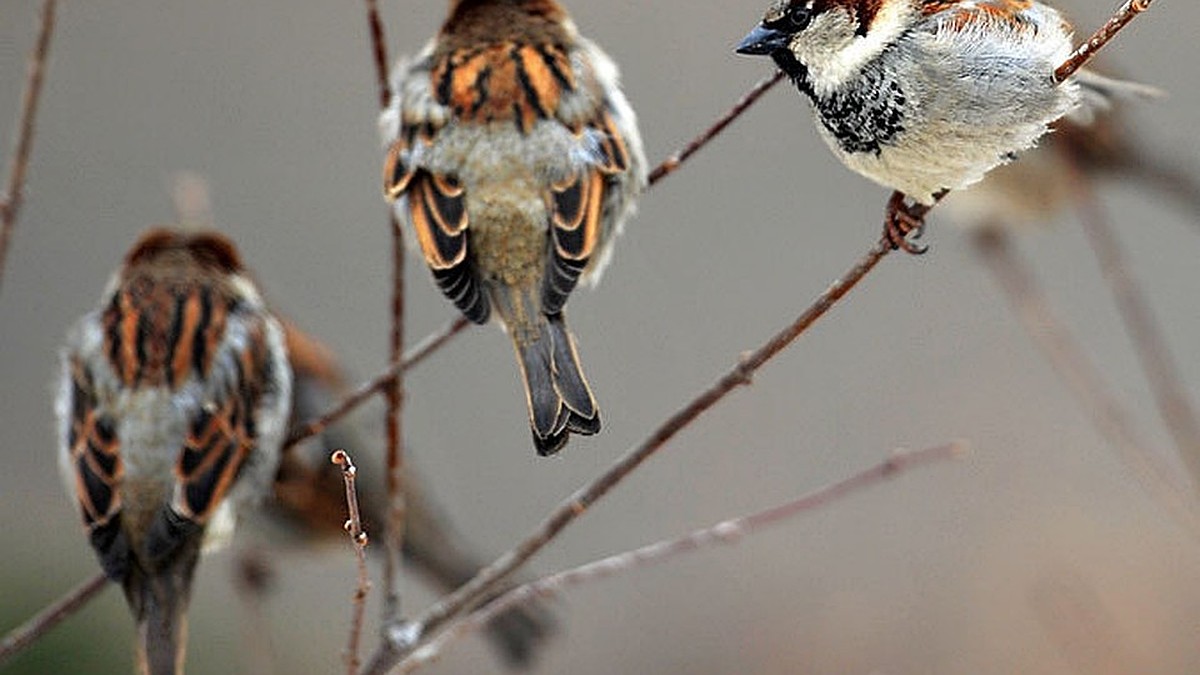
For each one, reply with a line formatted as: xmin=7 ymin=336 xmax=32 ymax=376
xmin=333 ymin=450 xmax=373 ymax=675
xmin=972 ymin=228 xmax=1200 ymax=536
xmin=383 ymin=214 xmax=408 ymax=621
xmin=1072 ymin=178 xmax=1200 ymax=494
xmin=283 ymin=317 xmax=469 ymax=452
xmin=1055 ymin=0 xmax=1154 ymax=83
xmin=0 ymin=0 xmax=58 ymax=293
xmin=646 ymin=71 xmax=784 ymax=188
xmin=0 ymin=573 xmax=108 ymax=667
xmin=364 ymin=0 xmax=392 ymax=111
xmin=397 ymin=442 xmax=967 ymax=672
xmin=362 ymin=233 xmax=899 ymax=674
xmin=360 ymin=0 xmax=407 ymax=622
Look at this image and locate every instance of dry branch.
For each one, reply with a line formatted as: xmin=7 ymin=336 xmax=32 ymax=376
xmin=0 ymin=573 xmax=107 ymax=667
xmin=1055 ymin=0 xmax=1155 ymax=83
xmin=360 ymin=0 xmax=407 ymax=621
xmin=333 ymin=450 xmax=373 ymax=675
xmin=1072 ymin=179 xmax=1200 ymax=495
xmin=647 ymin=71 xmax=784 ymax=188
xmin=0 ymin=0 xmax=58 ymax=293
xmin=397 ymin=442 xmax=967 ymax=672
xmin=972 ymin=228 xmax=1200 ymax=536
xmin=284 ymin=317 xmax=470 ymax=452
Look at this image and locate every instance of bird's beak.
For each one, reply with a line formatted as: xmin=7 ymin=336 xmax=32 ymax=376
xmin=735 ymin=25 xmax=790 ymax=56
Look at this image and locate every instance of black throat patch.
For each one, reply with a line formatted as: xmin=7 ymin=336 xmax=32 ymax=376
xmin=800 ymin=56 xmax=907 ymax=156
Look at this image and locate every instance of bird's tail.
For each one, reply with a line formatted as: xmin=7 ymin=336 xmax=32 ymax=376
xmin=124 ymin=547 xmax=200 ymax=675
xmin=508 ymin=309 xmax=600 ymax=456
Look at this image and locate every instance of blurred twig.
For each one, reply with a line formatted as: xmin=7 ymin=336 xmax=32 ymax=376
xmin=1072 ymin=176 xmax=1200 ymax=494
xmin=362 ymin=232 xmax=901 ymax=674
xmin=972 ymin=228 xmax=1200 ymax=536
xmin=397 ymin=442 xmax=967 ymax=672
xmin=333 ymin=450 xmax=373 ymax=675
xmin=0 ymin=0 xmax=57 ymax=294
xmin=0 ymin=573 xmax=107 ymax=667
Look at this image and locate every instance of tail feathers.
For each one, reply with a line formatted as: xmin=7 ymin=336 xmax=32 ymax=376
xmin=512 ymin=314 xmax=600 ymax=456
xmin=124 ymin=542 xmax=201 ymax=675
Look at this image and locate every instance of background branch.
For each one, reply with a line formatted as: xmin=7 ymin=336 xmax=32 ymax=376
xmin=1072 ymin=177 xmax=1200 ymax=494
xmin=360 ymin=0 xmax=407 ymax=622
xmin=0 ymin=573 xmax=107 ymax=667
xmin=0 ymin=0 xmax=57 ymax=293
xmin=972 ymin=228 xmax=1200 ymax=536
xmin=397 ymin=442 xmax=967 ymax=672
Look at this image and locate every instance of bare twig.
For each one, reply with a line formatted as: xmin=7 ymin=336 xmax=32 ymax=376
xmin=383 ymin=214 xmax=408 ymax=622
xmin=360 ymin=0 xmax=408 ymax=621
xmin=283 ymin=317 xmax=470 ymax=452
xmin=972 ymin=228 xmax=1200 ymax=535
xmin=647 ymin=71 xmax=784 ymax=188
xmin=0 ymin=573 xmax=108 ymax=667
xmin=1055 ymin=0 xmax=1154 ymax=83
xmin=364 ymin=0 xmax=392 ymax=111
xmin=1072 ymin=178 xmax=1200 ymax=494
xmin=397 ymin=442 xmax=967 ymax=672
xmin=0 ymin=0 xmax=58 ymax=293
xmin=362 ymin=232 xmax=899 ymax=674
xmin=333 ymin=450 xmax=373 ymax=675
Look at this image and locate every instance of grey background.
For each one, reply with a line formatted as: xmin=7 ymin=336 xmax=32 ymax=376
xmin=2 ymin=1 xmax=1199 ymax=673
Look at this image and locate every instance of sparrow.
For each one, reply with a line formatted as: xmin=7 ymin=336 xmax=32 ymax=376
xmin=261 ymin=321 xmax=557 ymax=667
xmin=56 ymin=228 xmax=292 ymax=675
xmin=736 ymin=0 xmax=1118 ymax=252
xmin=381 ymin=0 xmax=646 ymax=455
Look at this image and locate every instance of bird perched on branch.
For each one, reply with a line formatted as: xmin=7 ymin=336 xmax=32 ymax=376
xmin=56 ymin=229 xmax=291 ymax=675
xmin=735 ymin=0 xmax=1142 ymax=253
xmin=381 ymin=0 xmax=646 ymax=455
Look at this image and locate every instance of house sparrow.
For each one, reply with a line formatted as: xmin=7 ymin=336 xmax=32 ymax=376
xmin=736 ymin=0 xmax=1120 ymax=252
xmin=381 ymin=0 xmax=646 ymax=455
xmin=261 ymin=321 xmax=557 ymax=667
xmin=56 ymin=228 xmax=291 ymax=675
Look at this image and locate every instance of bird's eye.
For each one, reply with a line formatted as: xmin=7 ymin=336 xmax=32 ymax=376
xmin=787 ymin=6 xmax=811 ymax=29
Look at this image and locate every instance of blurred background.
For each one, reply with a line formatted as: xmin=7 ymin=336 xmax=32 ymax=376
xmin=2 ymin=1 xmax=1199 ymax=673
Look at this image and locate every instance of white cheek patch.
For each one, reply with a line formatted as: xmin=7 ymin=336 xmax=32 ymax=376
xmin=800 ymin=2 xmax=915 ymax=95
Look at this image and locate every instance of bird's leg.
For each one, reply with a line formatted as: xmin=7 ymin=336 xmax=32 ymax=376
xmin=883 ymin=191 xmax=931 ymax=255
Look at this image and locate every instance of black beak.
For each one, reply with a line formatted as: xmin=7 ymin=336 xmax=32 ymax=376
xmin=735 ymin=25 xmax=790 ymax=56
